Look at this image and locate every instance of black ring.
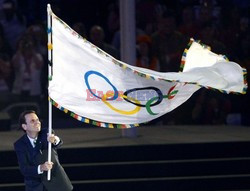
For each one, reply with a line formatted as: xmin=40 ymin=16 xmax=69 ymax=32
xmin=123 ymin=87 xmax=163 ymax=107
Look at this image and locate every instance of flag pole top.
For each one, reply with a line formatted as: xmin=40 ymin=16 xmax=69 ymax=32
xmin=47 ymin=4 xmax=52 ymax=13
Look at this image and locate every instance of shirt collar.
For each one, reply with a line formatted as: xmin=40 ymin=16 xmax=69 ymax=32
xmin=27 ymin=135 xmax=37 ymax=148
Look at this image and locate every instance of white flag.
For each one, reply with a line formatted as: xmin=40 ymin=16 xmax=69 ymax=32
xmin=48 ymin=8 xmax=247 ymax=128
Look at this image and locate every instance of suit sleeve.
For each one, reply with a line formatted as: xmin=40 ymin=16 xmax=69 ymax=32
xmin=51 ymin=129 xmax=63 ymax=149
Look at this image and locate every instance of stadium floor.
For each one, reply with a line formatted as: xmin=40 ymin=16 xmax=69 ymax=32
xmin=1 ymin=125 xmax=250 ymax=151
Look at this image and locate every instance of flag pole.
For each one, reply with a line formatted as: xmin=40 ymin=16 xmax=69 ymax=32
xmin=47 ymin=4 xmax=52 ymax=181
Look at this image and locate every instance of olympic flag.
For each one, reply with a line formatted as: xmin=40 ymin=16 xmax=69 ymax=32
xmin=48 ymin=7 xmax=247 ymax=128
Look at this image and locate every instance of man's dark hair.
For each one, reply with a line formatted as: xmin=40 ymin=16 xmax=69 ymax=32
xmin=19 ymin=110 xmax=36 ymax=130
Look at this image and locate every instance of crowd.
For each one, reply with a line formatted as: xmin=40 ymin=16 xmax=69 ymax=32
xmin=0 ymin=0 xmax=249 ymax=126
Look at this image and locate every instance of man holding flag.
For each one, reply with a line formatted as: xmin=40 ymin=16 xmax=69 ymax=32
xmin=14 ymin=110 xmax=73 ymax=191
xmin=11 ymin=3 xmax=247 ymax=190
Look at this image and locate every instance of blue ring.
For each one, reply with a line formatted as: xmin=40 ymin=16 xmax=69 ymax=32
xmin=84 ymin=71 xmax=118 ymax=100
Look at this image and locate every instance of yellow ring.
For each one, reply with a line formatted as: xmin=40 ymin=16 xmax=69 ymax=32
xmin=102 ymin=92 xmax=141 ymax=115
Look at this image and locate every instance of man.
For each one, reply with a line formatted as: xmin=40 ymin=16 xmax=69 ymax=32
xmin=0 ymin=0 xmax=26 ymax=51
xmin=14 ymin=110 xmax=73 ymax=191
xmin=151 ymin=11 xmax=188 ymax=72
xmin=89 ymin=25 xmax=120 ymax=59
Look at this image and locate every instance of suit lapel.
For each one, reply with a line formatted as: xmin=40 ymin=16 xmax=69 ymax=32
xmin=22 ymin=135 xmax=34 ymax=152
xmin=23 ymin=134 xmax=42 ymax=158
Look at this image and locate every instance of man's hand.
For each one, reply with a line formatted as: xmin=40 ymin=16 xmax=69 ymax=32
xmin=47 ymin=133 xmax=58 ymax=144
xmin=40 ymin=161 xmax=54 ymax=172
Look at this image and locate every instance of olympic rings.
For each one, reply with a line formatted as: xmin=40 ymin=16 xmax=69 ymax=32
xmin=84 ymin=71 xmax=118 ymax=100
xmin=84 ymin=70 xmax=180 ymax=116
xmin=102 ymin=92 xmax=141 ymax=115
xmin=123 ymin=87 xmax=163 ymax=107
xmin=145 ymin=95 xmax=168 ymax=115
xmin=145 ymin=85 xmax=179 ymax=115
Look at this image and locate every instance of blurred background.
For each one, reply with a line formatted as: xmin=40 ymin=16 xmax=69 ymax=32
xmin=0 ymin=0 xmax=249 ymax=130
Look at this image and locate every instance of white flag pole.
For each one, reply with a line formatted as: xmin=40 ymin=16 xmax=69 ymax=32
xmin=47 ymin=4 xmax=52 ymax=181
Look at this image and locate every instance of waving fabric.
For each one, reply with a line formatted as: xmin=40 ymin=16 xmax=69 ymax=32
xmin=48 ymin=8 xmax=247 ymax=128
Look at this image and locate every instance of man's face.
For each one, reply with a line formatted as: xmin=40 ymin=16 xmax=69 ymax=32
xmin=22 ymin=113 xmax=41 ymax=134
xmin=90 ymin=28 xmax=103 ymax=46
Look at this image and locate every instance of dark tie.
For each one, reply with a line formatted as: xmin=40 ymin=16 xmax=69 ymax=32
xmin=33 ymin=139 xmax=37 ymax=147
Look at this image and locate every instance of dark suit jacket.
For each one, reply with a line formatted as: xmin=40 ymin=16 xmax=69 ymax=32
xmin=14 ymin=128 xmax=73 ymax=191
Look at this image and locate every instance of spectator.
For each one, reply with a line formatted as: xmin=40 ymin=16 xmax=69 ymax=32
xmin=136 ymin=0 xmax=158 ymax=36
xmin=136 ymin=34 xmax=160 ymax=71
xmin=178 ymin=6 xmax=198 ymax=39
xmin=0 ymin=27 xmax=13 ymax=109
xmin=106 ymin=2 xmax=120 ymax=43
xmin=26 ymin=23 xmax=47 ymax=103
xmin=0 ymin=58 xmax=11 ymax=108
xmin=90 ymin=25 xmax=119 ymax=59
xmin=198 ymin=22 xmax=227 ymax=55
xmin=151 ymin=11 xmax=188 ymax=72
xmin=0 ymin=0 xmax=26 ymax=51
xmin=72 ymin=22 xmax=87 ymax=39
xmin=192 ymin=90 xmax=231 ymax=125
xmin=11 ymin=34 xmax=43 ymax=103
xmin=218 ymin=6 xmax=240 ymax=60
xmin=0 ymin=23 xmax=12 ymax=60
xmin=26 ymin=23 xmax=47 ymax=59
xmin=195 ymin=3 xmax=215 ymax=29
